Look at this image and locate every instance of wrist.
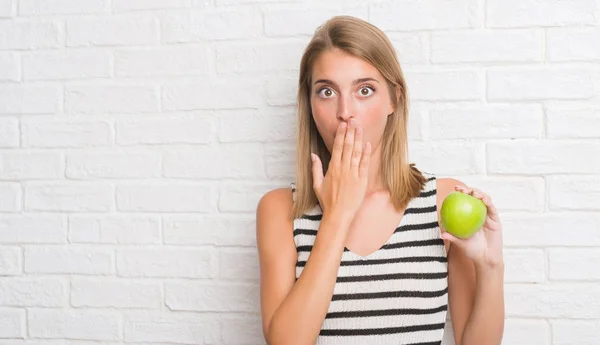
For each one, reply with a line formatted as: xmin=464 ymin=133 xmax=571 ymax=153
xmin=474 ymin=258 xmax=504 ymax=275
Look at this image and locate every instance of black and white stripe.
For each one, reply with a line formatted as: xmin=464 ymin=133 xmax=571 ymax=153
xmin=291 ymin=173 xmax=449 ymax=345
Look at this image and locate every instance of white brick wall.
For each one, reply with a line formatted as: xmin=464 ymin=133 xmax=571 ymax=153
xmin=0 ymin=1 xmax=598 ymax=344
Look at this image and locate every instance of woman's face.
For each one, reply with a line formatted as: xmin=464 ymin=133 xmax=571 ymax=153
xmin=310 ymin=48 xmax=395 ymax=154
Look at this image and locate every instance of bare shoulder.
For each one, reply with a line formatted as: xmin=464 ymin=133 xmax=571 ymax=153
xmin=256 ymin=187 xmax=294 ymax=224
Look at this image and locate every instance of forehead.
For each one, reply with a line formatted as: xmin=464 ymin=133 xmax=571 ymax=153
xmin=311 ymin=48 xmax=383 ymax=82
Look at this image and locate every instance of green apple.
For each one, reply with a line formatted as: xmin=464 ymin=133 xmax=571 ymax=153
xmin=440 ymin=191 xmax=487 ymax=239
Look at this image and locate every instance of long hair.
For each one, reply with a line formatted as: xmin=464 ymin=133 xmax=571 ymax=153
xmin=290 ymin=15 xmax=428 ymax=220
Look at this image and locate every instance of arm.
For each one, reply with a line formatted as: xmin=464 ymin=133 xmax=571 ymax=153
xmin=256 ymin=188 xmax=352 ymax=345
xmin=437 ymin=178 xmax=505 ymax=345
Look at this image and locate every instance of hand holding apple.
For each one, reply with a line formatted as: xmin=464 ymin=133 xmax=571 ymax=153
xmin=441 ymin=185 xmax=504 ymax=268
xmin=440 ymin=191 xmax=487 ymax=239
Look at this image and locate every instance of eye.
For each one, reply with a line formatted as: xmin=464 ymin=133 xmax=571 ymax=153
xmin=317 ymin=87 xmax=335 ymax=98
xmin=358 ymin=86 xmax=375 ymax=97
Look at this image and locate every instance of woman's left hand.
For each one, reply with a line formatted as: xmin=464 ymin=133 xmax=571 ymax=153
xmin=441 ymin=185 xmax=504 ymax=269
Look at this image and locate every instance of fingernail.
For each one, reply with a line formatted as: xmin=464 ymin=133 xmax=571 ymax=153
xmin=310 ymin=153 xmax=316 ymax=162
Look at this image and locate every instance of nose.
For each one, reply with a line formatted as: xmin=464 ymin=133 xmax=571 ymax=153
xmin=336 ymin=94 xmax=356 ymax=122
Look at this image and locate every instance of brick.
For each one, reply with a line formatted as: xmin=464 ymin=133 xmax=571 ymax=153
xmin=503 ymin=214 xmax=600 ymax=247
xmin=71 ymin=278 xmax=161 ymax=309
xmin=547 ymin=107 xmax=600 ymax=138
xmin=431 ymin=29 xmax=543 ymax=63
xmin=23 ymin=49 xmax=111 ymax=81
xmin=116 ymin=115 xmax=215 ymax=145
xmin=0 ymin=151 xmax=64 ymax=179
xmin=161 ymin=8 xmax=262 ymax=42
xmin=0 ymin=0 xmax=13 ymax=17
xmin=67 ymin=14 xmax=157 ymax=47
xmin=219 ymin=182 xmax=283 ymax=212
xmin=0 ymin=246 xmax=21 ymax=275
xmin=219 ymin=248 xmax=258 ymax=280
xmin=165 ymin=281 xmax=259 ymax=312
xmin=265 ymin=144 xmax=295 ymax=180
xmin=388 ymin=33 xmax=428 ymax=65
xmin=217 ymin=0 xmax=298 ymax=4
xmin=404 ymin=70 xmax=483 ymax=101
xmin=264 ymin=5 xmax=367 ymax=37
xmin=266 ymin=76 xmax=297 ymax=106
xmin=28 ymin=308 xmax=121 ymax=341
xmin=163 ymin=145 xmax=265 ymax=179
xmin=552 ymin=320 xmax=600 ymax=345
xmin=216 ymin=41 xmax=305 ymax=74
xmin=0 ymin=277 xmax=67 ymax=307
xmin=503 ymin=249 xmax=545 ymax=283
xmin=547 ymin=28 xmax=600 ymax=62
xmin=487 ymin=141 xmax=600 ymax=174
xmin=219 ymin=109 xmax=296 ymax=142
xmin=21 ymin=118 xmax=112 ymax=148
xmin=163 ymin=215 xmax=256 ymax=247
xmin=124 ymin=311 xmax=219 ymax=344
xmin=116 ymin=183 xmax=216 ymax=212
xmin=0 ymin=117 xmax=18 ymax=147
xmin=24 ymin=246 xmax=114 ymax=275
xmin=503 ymin=319 xmax=550 ymax=345
xmin=549 ymin=248 xmax=600 ymax=281
xmin=0 ymin=183 xmax=20 ymax=212
xmin=115 ymin=45 xmax=210 ymax=77
xmin=24 ymin=182 xmax=113 ymax=212
xmin=430 ymin=104 xmax=543 ymax=139
xmin=548 ymin=176 xmax=600 ymax=211
xmin=410 ymin=142 xmax=485 ymax=175
xmin=220 ymin=314 xmax=264 ymax=345
xmin=19 ymin=0 xmax=108 ymax=15
xmin=0 ymin=215 xmax=66 ymax=244
xmin=161 ymin=80 xmax=262 ymax=111
xmin=0 ymin=21 xmax=60 ymax=50
xmin=370 ymin=0 xmax=478 ymax=31
xmin=0 ymin=85 xmax=59 ymax=114
xmin=65 ymin=84 xmax=159 ymax=114
xmin=112 ymin=0 xmax=191 ymax=12
xmin=452 ymin=176 xmax=545 ymax=212
xmin=0 ymin=308 xmax=24 ymax=338
xmin=117 ymin=247 xmax=216 ymax=278
xmin=487 ymin=0 xmax=596 ymax=28
xmin=66 ymin=150 xmax=161 ymax=179
xmin=506 ymin=283 xmax=600 ymax=318
xmin=69 ymin=215 xmax=161 ymax=244
xmin=0 ymin=53 xmax=19 ymax=81
xmin=487 ymin=67 xmax=595 ymax=101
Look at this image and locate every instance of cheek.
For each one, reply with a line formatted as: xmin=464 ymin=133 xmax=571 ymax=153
xmin=311 ymin=103 xmax=338 ymax=150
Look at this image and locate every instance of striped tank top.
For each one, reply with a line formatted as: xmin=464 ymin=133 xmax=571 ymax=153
xmin=290 ymin=173 xmax=449 ymax=345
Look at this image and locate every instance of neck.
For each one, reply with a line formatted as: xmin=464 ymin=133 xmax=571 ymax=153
xmin=365 ymin=141 xmax=386 ymax=196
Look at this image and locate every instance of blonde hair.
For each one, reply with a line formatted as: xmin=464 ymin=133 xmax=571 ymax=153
xmin=290 ymin=15 xmax=427 ymax=220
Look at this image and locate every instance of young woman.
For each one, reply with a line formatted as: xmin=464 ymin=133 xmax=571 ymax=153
xmin=256 ymin=16 xmax=504 ymax=345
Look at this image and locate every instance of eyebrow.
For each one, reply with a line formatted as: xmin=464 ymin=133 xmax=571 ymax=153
xmin=313 ymin=77 xmax=380 ymax=86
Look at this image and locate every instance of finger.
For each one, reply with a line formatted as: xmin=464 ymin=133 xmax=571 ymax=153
xmin=342 ymin=119 xmax=356 ymax=167
xmin=311 ymin=153 xmax=323 ymax=190
xmin=473 ymin=191 xmax=501 ymax=224
xmin=330 ymin=122 xmax=347 ymax=166
xmin=351 ymin=126 xmax=363 ymax=169
xmin=359 ymin=141 xmax=371 ymax=179
xmin=441 ymin=231 xmax=470 ymax=248
xmin=454 ymin=185 xmax=473 ymax=195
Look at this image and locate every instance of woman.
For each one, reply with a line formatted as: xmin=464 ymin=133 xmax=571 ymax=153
xmin=256 ymin=16 xmax=504 ymax=345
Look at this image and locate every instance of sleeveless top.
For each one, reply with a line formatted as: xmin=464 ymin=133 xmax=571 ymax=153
xmin=290 ymin=172 xmax=449 ymax=345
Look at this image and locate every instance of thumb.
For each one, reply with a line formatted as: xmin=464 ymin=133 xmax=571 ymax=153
xmin=441 ymin=231 xmax=468 ymax=250
xmin=311 ymin=153 xmax=323 ymax=190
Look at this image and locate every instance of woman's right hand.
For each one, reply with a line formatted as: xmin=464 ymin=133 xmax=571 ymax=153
xmin=311 ymin=119 xmax=371 ymax=224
